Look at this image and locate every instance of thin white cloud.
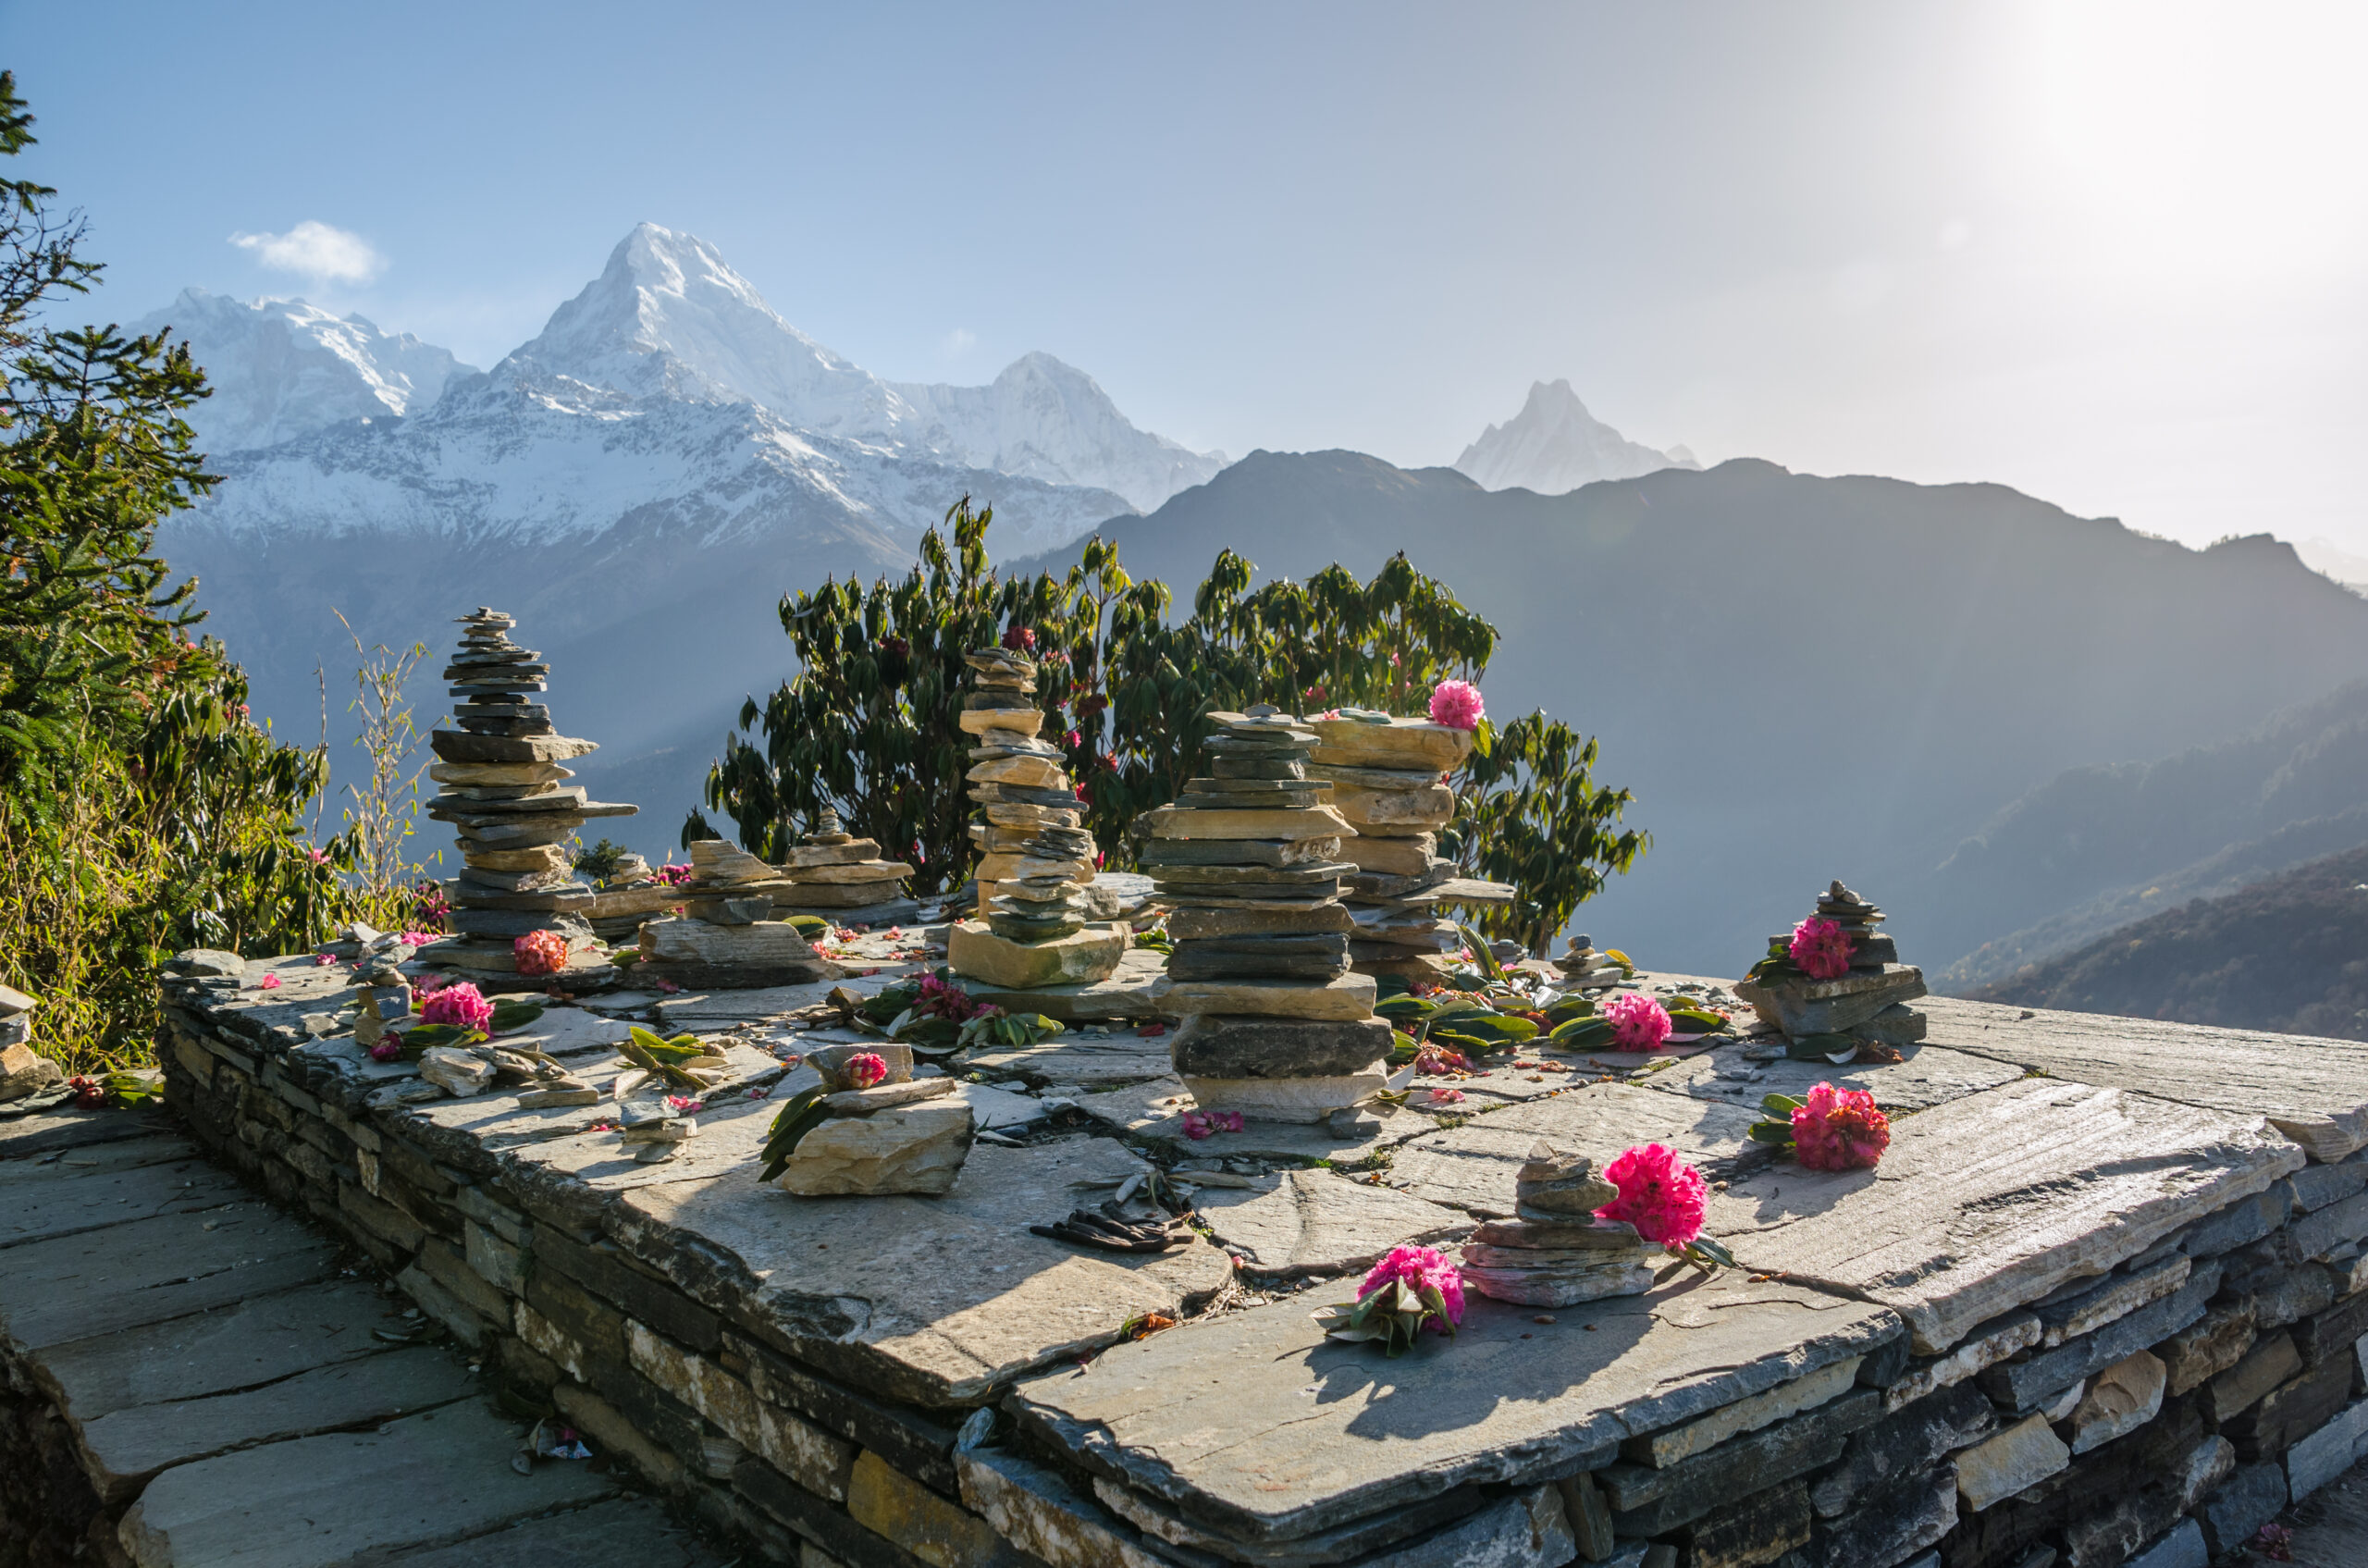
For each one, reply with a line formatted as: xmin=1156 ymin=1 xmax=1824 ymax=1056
xmin=229 ymin=220 xmax=385 ymax=284
xmin=941 ymin=327 xmax=977 ymax=358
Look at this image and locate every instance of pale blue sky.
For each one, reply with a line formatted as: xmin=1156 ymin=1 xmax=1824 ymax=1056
xmin=8 ymin=1 xmax=2365 ymax=549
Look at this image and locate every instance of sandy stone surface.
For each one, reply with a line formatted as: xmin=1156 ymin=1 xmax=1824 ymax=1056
xmin=1193 ymin=1168 xmax=1469 ymax=1277
xmin=1388 ymin=1083 xmax=1767 ymax=1216
xmin=1640 ymin=1041 xmax=2021 ymax=1115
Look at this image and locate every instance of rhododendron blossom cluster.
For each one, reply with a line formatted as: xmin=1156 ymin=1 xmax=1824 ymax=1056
xmin=1791 ymin=1081 xmax=1891 ymax=1171
xmin=1596 ymin=1142 xmax=1708 ymax=1247
xmin=1358 ymin=1245 xmax=1466 ymax=1330
xmin=513 ymin=929 xmax=570 ymax=978
xmin=369 ymin=1038 xmax=404 ymax=1063
xmin=1789 ymin=917 xmax=1856 ymax=982
xmin=653 ymin=863 xmax=694 ymax=887
xmin=255 ymin=972 xmax=282 ymax=991
xmin=917 ymin=972 xmax=982 ymax=1021
xmin=1603 ymin=991 xmax=1672 ymax=1053
xmin=845 ymin=1052 xmax=889 ymax=1090
xmin=1413 ymin=1045 xmax=1471 ymax=1076
xmin=1180 ymin=1109 xmax=1244 ymax=1140
xmin=420 ymin=982 xmax=494 ymax=1031
xmin=1427 ymin=679 xmax=1485 ymax=731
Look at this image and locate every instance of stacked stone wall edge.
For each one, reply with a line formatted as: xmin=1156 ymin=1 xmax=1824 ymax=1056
xmin=153 ymin=969 xmax=2368 ymax=1568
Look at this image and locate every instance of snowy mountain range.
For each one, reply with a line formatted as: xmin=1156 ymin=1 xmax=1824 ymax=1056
xmin=1453 ymin=378 xmax=1697 ymax=495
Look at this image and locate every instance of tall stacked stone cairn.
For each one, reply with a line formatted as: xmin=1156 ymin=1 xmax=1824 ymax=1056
xmin=1304 ymin=714 xmax=1486 ymax=981
xmin=774 ymin=809 xmax=919 ymax=919
xmin=1458 ymin=1141 xmax=1662 ymax=1307
xmin=1554 ymin=932 xmax=1629 ymax=990
xmin=1736 ymin=879 xmax=1930 ymax=1049
xmin=0 ymin=982 xmax=58 ymax=1102
xmin=945 ymin=648 xmax=1127 ymax=989
xmin=635 ymin=839 xmax=844 ymax=990
xmin=1141 ymin=709 xmax=1389 ymax=1122
xmin=426 ymin=608 xmax=635 ymax=974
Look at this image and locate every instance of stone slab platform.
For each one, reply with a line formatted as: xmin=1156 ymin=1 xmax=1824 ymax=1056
xmin=0 ymin=1103 xmax=722 ymax=1568
xmin=1388 ymin=1082 xmax=1768 ymax=1216
xmin=1008 ymin=1272 xmax=1901 ymax=1542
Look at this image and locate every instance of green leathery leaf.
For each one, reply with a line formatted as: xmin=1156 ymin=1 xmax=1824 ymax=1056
xmin=1549 ymin=1017 xmax=1617 ymax=1047
xmin=1747 ymin=1122 xmax=1799 ymax=1144
xmin=1785 ymin=1033 xmax=1858 ymax=1061
xmin=1760 ymin=1093 xmax=1806 ymax=1115
xmin=487 ymin=999 xmax=545 ymax=1034
xmin=758 ymin=1087 xmax=832 ymax=1182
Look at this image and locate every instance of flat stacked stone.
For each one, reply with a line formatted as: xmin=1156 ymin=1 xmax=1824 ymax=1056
xmin=947 ymin=648 xmax=1126 ymax=990
xmin=1554 ymin=932 xmax=1629 ymax=991
xmin=775 ymin=808 xmax=919 ymax=914
xmin=0 ymin=982 xmax=59 ymax=1103
xmin=1735 ymin=880 xmax=1930 ymax=1047
xmin=1304 ymin=714 xmax=1494 ymax=981
xmin=1143 ymin=709 xmax=1387 ymax=1122
xmin=635 ymin=837 xmax=841 ymax=990
xmin=426 ymin=608 xmax=636 ymax=973
xmin=1458 ymin=1142 xmax=1661 ymax=1307
xmin=574 ymin=851 xmax=686 ymax=945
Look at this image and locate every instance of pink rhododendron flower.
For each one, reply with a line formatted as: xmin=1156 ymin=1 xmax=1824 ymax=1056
xmin=917 ymin=972 xmax=981 ymax=1022
xmin=369 ymin=1039 xmax=403 ymax=1062
xmin=1413 ymin=1045 xmax=1471 ymax=1076
xmin=655 ymin=979 xmax=681 ymax=994
xmin=1603 ymin=991 xmax=1672 ymax=1053
xmin=1002 ymin=624 xmax=1037 ymax=652
xmin=1789 ymin=917 xmax=1856 ymax=982
xmin=1358 ymin=1244 xmax=1466 ymax=1330
xmin=845 ymin=1052 xmax=888 ymax=1090
xmin=1791 ymin=1081 xmax=1891 ymax=1172
xmin=665 ymin=1094 xmax=707 ymax=1114
xmin=1427 ymin=679 xmax=1485 ymax=730
xmin=513 ymin=929 xmax=570 ymax=978
xmin=314 ymin=952 xmax=338 ymax=967
xmin=420 ymin=982 xmax=494 ymax=1031
xmin=1179 ymin=1109 xmax=1244 ymax=1140
xmin=307 ymin=846 xmax=328 ymax=865
xmin=1425 ymin=1087 xmax=1466 ymax=1105
xmin=399 ymin=931 xmax=437 ymax=947
xmin=654 ymin=863 xmax=693 ymax=886
xmin=254 ymin=971 xmax=282 ymax=990
xmin=1596 ymin=1142 xmax=1708 ymax=1247
xmin=68 ymin=1075 xmax=103 ymax=1109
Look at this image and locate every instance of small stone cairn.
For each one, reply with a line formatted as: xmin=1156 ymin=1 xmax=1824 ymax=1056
xmin=427 ymin=609 xmax=635 ymax=973
xmin=1304 ymin=715 xmax=1484 ymax=982
xmin=945 ymin=648 xmax=1125 ymax=989
xmin=1457 ymin=1142 xmax=1659 ymax=1307
xmin=1553 ymin=933 xmax=1628 ymax=991
xmin=1735 ymin=880 xmax=1929 ymax=1049
xmin=770 ymin=1043 xmax=976 ymax=1196
xmin=0 ymin=982 xmax=60 ymax=1103
xmin=635 ymin=839 xmax=844 ymax=990
xmin=775 ymin=809 xmax=919 ymax=918
xmin=1141 ymin=709 xmax=1389 ymax=1123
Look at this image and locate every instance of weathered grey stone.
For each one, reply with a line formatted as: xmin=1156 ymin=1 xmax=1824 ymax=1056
xmin=2285 ymin=1396 xmax=2368 ymax=1499
xmin=2064 ymin=1350 xmax=2165 ymax=1453
xmin=1640 ymin=1042 xmax=2017 ymax=1116
xmin=419 ymin=1046 xmax=498 ymax=1096
xmin=2292 ymin=1155 xmax=2368 ymax=1213
xmin=2160 ymin=1302 xmax=2258 ymax=1396
xmin=617 ymin=1134 xmax=1232 ymax=1408
xmin=1677 ymin=1478 xmax=1810 ymax=1568
xmin=1181 ymin=1068 xmax=1389 ymax=1124
xmin=1558 ymin=1473 xmax=1615 ymax=1562
xmin=1601 ymin=1389 xmax=1881 ymax=1533
xmin=2033 ymin=1254 xmax=2190 ymax=1348
xmin=0 ymin=1142 xmax=247 ymax=1249
xmin=1167 ymin=1014 xmax=1396 ymax=1079
xmin=967 ymin=1031 xmax=1176 ymax=1090
xmin=0 ymin=1201 xmax=336 ymax=1350
xmin=949 ymin=920 xmax=1129 ymax=989
xmin=2290 ymin=1189 xmax=2368 ymax=1260
xmin=1956 ymin=1414 xmax=2071 ymax=1512
xmin=772 ymin=1099 xmax=975 ymax=1196
xmin=1193 ymin=1169 xmax=1467 ymax=1278
xmin=1978 ymin=1265 xmax=2218 ymax=1409
xmin=1092 ymin=1469 xmax=1487 ymax=1565
xmin=2225 ymin=1353 xmax=2353 ymax=1460
xmin=117 ymin=1398 xmax=616 ymax=1566
xmin=1388 ymin=1083 xmax=1766 ymax=1216
xmin=2206 ymin=1329 xmax=2301 ymax=1423
xmin=1460 ymin=1253 xmax=1657 ymax=1308
xmin=1810 ymin=1463 xmax=1956 ymax=1568
xmin=1626 ymin=1356 xmax=1865 ymax=1467
xmin=2200 ymin=1462 xmax=2289 ymax=1555
xmin=1926 ymin=994 xmax=2368 ymax=1161
xmin=1153 ymin=972 xmax=1376 ymax=1021
xmin=1007 ymin=1273 xmax=1899 ymax=1542
xmin=2122 ymin=1519 xmax=2206 ymax=1568
xmin=1882 ymin=1311 xmax=2041 ymax=1412
xmin=1306 ymin=718 xmax=1473 ymax=772
xmin=1709 ymin=1079 xmax=2296 ymax=1353
xmin=1811 ymin=1381 xmax=1993 ymax=1519
xmin=376 ymin=1498 xmax=729 ymax=1568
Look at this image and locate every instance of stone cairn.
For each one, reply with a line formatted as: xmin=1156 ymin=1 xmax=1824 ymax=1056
xmin=0 ymin=982 xmax=59 ymax=1104
xmin=775 ymin=809 xmax=919 ymax=920
xmin=426 ymin=609 xmax=635 ymax=974
xmin=1141 ymin=709 xmax=1389 ymax=1123
xmin=769 ymin=1043 xmax=976 ymax=1197
xmin=1554 ymin=933 xmax=1628 ymax=991
xmin=1303 ymin=715 xmax=1483 ymax=982
xmin=635 ymin=839 xmax=843 ymax=991
xmin=944 ymin=648 xmax=1124 ymax=990
xmin=1735 ymin=880 xmax=1929 ymax=1049
xmin=1457 ymin=1142 xmax=1661 ymax=1307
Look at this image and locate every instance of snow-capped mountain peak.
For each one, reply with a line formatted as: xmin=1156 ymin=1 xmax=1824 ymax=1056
xmin=129 ymin=288 xmax=475 ymax=455
xmin=1454 ymin=379 xmax=1697 ymax=495
xmin=500 ymin=223 xmax=908 ymax=436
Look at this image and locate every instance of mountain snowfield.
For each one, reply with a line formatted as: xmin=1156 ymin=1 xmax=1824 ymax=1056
xmin=1453 ymin=378 xmax=1697 ymax=495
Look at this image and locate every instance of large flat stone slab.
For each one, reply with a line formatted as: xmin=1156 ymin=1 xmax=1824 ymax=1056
xmin=81 ymin=1345 xmax=477 ymax=1500
xmin=378 ymin=1496 xmax=729 ymax=1568
xmin=1194 ymin=1168 xmax=1470 ymax=1278
xmin=1706 ymin=1078 xmax=2304 ymax=1354
xmin=1926 ymin=995 xmax=2368 ymax=1160
xmin=1008 ymin=1272 xmax=1901 ymax=1542
xmin=0 ymin=1105 xmax=177 ymax=1159
xmin=0 ymin=1138 xmax=247 ymax=1250
xmin=1388 ymin=1084 xmax=1767 ymax=1216
xmin=967 ymin=1031 xmax=1177 ymax=1091
xmin=43 ymin=1278 xmax=414 ymax=1418
xmin=609 ymin=1135 xmax=1234 ymax=1408
xmin=117 ymin=1397 xmax=617 ymax=1567
xmin=1641 ymin=1042 xmax=2022 ymax=1116
xmin=962 ymin=946 xmax=1171 ymax=1022
xmin=0 ymin=1202 xmax=338 ymax=1350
